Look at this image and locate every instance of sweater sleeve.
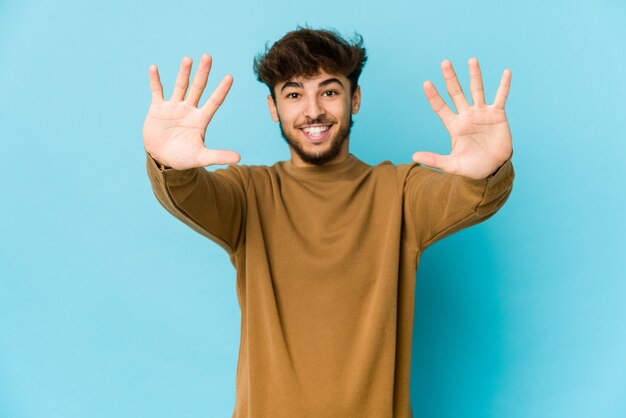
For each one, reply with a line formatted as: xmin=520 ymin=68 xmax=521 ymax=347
xmin=402 ymin=155 xmax=514 ymax=251
xmin=145 ymin=151 xmax=247 ymax=255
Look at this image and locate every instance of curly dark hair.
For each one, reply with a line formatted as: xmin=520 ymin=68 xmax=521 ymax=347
xmin=253 ymin=26 xmax=368 ymax=100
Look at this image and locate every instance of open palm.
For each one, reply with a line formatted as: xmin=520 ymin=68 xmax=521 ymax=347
xmin=412 ymin=58 xmax=513 ymax=180
xmin=142 ymin=54 xmax=240 ymax=170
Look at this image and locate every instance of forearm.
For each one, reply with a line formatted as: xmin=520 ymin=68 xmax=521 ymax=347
xmin=145 ymin=151 xmax=247 ymax=254
xmin=403 ymin=154 xmax=514 ymax=250
xmin=424 ymin=156 xmax=514 ymax=247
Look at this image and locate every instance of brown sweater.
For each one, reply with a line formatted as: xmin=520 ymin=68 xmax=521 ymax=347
xmin=145 ymin=151 xmax=514 ymax=418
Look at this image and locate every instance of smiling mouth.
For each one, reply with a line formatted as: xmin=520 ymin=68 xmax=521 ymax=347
xmin=299 ymin=124 xmax=333 ymax=143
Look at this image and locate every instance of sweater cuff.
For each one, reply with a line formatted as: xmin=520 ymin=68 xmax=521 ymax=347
xmin=145 ymin=151 xmax=199 ymax=185
xmin=145 ymin=151 xmax=171 ymax=171
xmin=485 ymin=151 xmax=514 ymax=183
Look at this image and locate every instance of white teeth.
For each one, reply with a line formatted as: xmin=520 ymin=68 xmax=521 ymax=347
xmin=303 ymin=125 xmax=329 ymax=135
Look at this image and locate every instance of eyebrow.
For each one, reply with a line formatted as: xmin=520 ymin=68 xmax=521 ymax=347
xmin=280 ymin=78 xmax=345 ymax=93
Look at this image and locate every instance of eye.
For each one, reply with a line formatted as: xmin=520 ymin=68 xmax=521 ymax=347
xmin=322 ymin=90 xmax=338 ymax=97
xmin=286 ymin=92 xmax=300 ymax=99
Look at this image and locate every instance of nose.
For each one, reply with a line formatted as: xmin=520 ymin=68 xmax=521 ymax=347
xmin=304 ymin=95 xmax=325 ymax=120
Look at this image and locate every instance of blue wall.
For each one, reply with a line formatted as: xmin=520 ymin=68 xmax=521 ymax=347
xmin=1 ymin=0 xmax=625 ymax=417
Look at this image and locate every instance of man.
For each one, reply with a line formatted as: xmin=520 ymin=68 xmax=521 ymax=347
xmin=143 ymin=27 xmax=514 ymax=418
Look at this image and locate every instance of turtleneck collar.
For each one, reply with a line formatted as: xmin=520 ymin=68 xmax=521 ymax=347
xmin=280 ymin=153 xmax=360 ymax=178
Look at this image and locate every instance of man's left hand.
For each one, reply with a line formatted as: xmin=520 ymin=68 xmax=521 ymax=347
xmin=412 ymin=58 xmax=513 ymax=180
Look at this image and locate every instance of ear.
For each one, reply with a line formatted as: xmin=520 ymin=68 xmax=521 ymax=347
xmin=267 ymin=95 xmax=280 ymax=122
xmin=351 ymin=85 xmax=361 ymax=114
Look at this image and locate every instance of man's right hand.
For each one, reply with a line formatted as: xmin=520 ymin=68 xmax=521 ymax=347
xmin=142 ymin=54 xmax=240 ymax=170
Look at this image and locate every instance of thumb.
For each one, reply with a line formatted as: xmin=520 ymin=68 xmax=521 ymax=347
xmin=196 ymin=148 xmax=241 ymax=167
xmin=411 ymin=151 xmax=457 ymax=173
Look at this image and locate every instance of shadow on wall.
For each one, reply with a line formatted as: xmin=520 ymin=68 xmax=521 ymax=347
xmin=411 ymin=226 xmax=506 ymax=416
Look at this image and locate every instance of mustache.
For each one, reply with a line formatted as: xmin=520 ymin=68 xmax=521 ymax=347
xmin=296 ymin=117 xmax=336 ymax=127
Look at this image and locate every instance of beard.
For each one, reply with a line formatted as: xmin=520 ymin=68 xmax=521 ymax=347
xmin=278 ymin=113 xmax=354 ymax=166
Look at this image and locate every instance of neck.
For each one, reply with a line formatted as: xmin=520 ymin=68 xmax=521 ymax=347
xmin=289 ymin=139 xmax=351 ymax=168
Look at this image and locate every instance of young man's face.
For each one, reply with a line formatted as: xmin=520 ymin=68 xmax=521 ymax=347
xmin=267 ymin=71 xmax=361 ymax=167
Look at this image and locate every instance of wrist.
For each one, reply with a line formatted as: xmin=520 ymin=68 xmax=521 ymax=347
xmin=146 ymin=151 xmax=171 ymax=170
